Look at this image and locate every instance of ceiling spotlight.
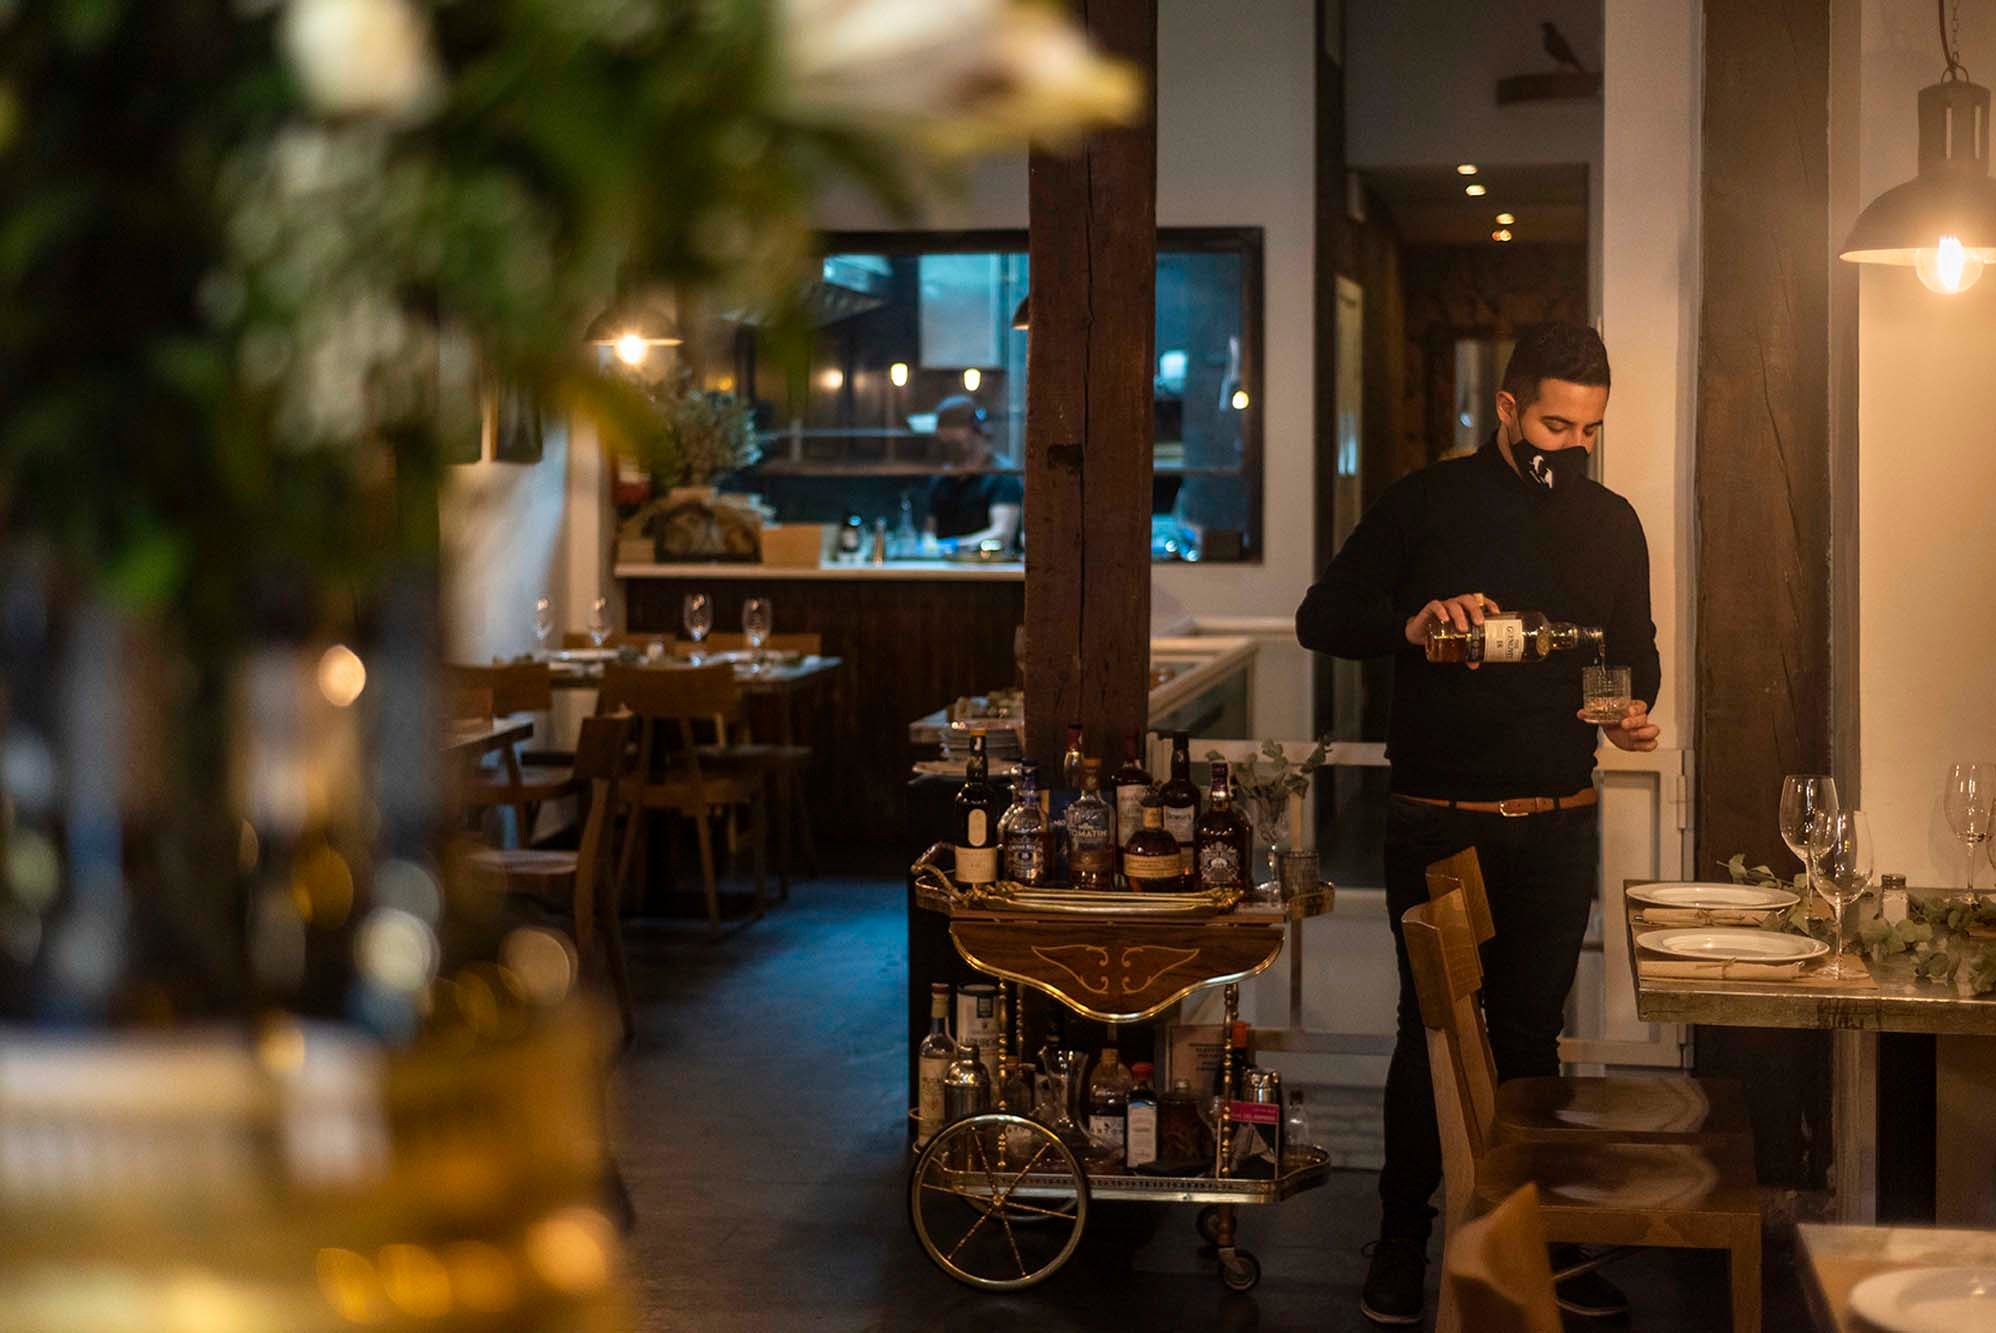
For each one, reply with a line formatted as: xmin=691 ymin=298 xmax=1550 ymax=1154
xmin=1495 ymin=212 xmax=1516 ymax=225
xmin=1492 ymin=228 xmax=1514 ymax=242
xmin=1456 ymin=163 xmax=1479 ymax=176
xmin=889 ymin=362 xmax=909 ymax=387
xmin=1465 ymin=183 xmax=1488 ymax=198
xmin=962 ymin=367 xmax=982 ymax=392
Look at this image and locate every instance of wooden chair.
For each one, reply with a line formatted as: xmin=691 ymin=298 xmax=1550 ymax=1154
xmin=1442 ymin=1184 xmax=1562 ymax=1333
xmin=467 ymin=716 xmax=638 ymax=1038
xmin=1405 ymin=890 xmax=1762 ymax=1333
xmin=599 ymin=663 xmax=768 ymax=934
xmin=445 ymin=663 xmax=577 ymax=846
xmin=1424 ymin=847 xmax=1752 ymax=1145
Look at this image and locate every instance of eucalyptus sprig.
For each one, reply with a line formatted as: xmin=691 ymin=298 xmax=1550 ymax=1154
xmin=1207 ymin=737 xmax=1332 ymax=838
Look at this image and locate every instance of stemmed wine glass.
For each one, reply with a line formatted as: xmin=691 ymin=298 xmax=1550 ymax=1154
xmin=681 ymin=592 xmax=712 ymax=664
xmin=742 ymin=596 xmax=772 ymax=670
xmin=1808 ymin=808 xmax=1873 ymax=979
xmin=588 ymin=595 xmax=612 ymax=649
xmin=1779 ymin=774 xmax=1840 ymax=902
xmin=1943 ymin=762 xmax=1995 ymax=891
xmin=533 ymin=593 xmax=555 ymax=657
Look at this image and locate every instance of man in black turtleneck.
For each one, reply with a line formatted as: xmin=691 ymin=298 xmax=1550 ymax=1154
xmin=1296 ymin=323 xmax=1659 ymax=1327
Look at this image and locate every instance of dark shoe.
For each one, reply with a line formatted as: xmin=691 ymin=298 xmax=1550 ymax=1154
xmin=1551 ymin=1246 xmax=1630 ymax=1318
xmin=1359 ymin=1237 xmax=1428 ymax=1326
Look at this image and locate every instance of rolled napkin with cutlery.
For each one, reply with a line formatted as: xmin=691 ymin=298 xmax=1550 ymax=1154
xmin=1635 ymin=907 xmax=1774 ymax=927
xmin=1638 ymin=958 xmax=1805 ymax=981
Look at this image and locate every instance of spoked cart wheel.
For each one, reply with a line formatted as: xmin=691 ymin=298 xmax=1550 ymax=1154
xmin=909 ymin=1113 xmax=1090 ymax=1290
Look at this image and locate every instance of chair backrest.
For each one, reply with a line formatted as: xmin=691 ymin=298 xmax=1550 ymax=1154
xmin=446 ymin=662 xmax=552 ymax=715
xmin=448 ymin=685 xmax=494 ymax=722
xmin=1443 ymin=1183 xmax=1562 ymax=1333
xmin=1402 ymin=890 xmax=1502 ymax=1228
xmin=568 ymin=715 xmax=632 ymax=952
xmin=673 ymin=631 xmax=822 ymax=657
xmin=572 ymin=713 xmax=635 ymax=783
xmin=1426 ymin=846 xmax=1495 ymax=946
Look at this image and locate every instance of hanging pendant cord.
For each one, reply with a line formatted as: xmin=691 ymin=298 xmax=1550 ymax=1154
xmin=1940 ymin=0 xmax=1969 ymax=82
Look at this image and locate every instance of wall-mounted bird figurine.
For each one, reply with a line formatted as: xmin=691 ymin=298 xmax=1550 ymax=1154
xmin=1541 ymin=21 xmax=1589 ymax=76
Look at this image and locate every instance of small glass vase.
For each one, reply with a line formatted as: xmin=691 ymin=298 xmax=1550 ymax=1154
xmin=1247 ymin=805 xmax=1291 ymax=903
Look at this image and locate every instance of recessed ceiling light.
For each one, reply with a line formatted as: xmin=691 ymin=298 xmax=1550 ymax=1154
xmin=1492 ymin=228 xmax=1514 ymax=242
xmin=1464 ymin=183 xmax=1487 ymax=197
xmin=1456 ymin=163 xmax=1479 ymax=176
xmin=1495 ymin=212 xmax=1516 ymax=225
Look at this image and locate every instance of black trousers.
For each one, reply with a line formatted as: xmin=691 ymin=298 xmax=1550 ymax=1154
xmin=1377 ymin=794 xmax=1601 ymax=1243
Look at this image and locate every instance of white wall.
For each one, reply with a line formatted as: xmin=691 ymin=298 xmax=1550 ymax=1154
xmin=440 ymin=421 xmax=570 ymax=665
xmin=1855 ymin=1 xmax=1996 ymax=885
xmin=1598 ymin=0 xmax=1698 ymax=752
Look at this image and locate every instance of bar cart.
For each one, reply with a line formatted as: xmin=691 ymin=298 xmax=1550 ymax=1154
xmin=907 ymin=847 xmax=1335 ymax=1293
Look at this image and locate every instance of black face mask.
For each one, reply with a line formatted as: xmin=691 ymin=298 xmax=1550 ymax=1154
xmin=1503 ymin=425 xmax=1590 ymax=496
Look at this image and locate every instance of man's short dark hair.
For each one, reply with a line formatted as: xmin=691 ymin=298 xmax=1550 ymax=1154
xmin=933 ymin=395 xmax=989 ymax=435
xmin=1500 ymin=322 xmax=1610 ymax=410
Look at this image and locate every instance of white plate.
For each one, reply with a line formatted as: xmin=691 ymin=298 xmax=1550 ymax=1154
xmin=1627 ymin=883 xmax=1799 ymax=912
xmin=1850 ymin=1267 xmax=1996 ymax=1333
xmin=1634 ymin=928 xmax=1828 ymax=963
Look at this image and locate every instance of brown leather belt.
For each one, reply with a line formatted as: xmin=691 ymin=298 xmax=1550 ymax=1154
xmin=1398 ymin=787 xmax=1598 ymax=818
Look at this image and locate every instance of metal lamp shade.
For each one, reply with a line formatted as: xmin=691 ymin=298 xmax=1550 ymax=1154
xmin=1842 ymin=79 xmax=1996 ymax=268
xmin=583 ymin=293 xmax=682 ymax=349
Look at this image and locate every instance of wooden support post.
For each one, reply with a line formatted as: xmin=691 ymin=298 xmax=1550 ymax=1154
xmin=1023 ymin=0 xmax=1157 ymax=770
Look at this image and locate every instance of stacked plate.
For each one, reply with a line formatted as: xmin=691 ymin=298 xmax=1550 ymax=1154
xmin=1849 ymin=1267 xmax=1996 ymax=1332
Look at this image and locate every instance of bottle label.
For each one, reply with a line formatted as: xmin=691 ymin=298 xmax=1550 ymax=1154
xmin=955 ymin=843 xmax=998 ymax=884
xmin=1005 ymin=836 xmax=1043 ymax=883
xmin=1125 ymin=1104 xmax=1158 ymax=1167
xmin=967 ymin=810 xmax=988 ymax=845
xmin=1115 ymin=787 xmax=1146 ymax=845
xmin=1088 ymin=1114 xmax=1126 ymax=1152
xmin=918 ymin=1059 xmax=949 ymax=1141
xmin=1123 ymin=851 xmax=1181 ymax=884
xmin=1071 ymin=847 xmax=1116 ymax=878
xmin=1482 ymin=616 xmax=1526 ymax=663
xmin=1198 ymin=842 xmax=1243 ymax=889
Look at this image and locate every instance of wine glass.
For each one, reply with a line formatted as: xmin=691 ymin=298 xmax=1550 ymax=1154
xmin=681 ymin=592 xmax=712 ymax=664
xmin=532 ymin=594 xmax=555 ymax=656
xmin=1778 ymin=775 xmax=1839 ymax=900
xmin=742 ymin=596 xmax=772 ymax=669
xmin=1943 ymin=762 xmax=1995 ymax=890
xmin=1808 ymin=808 xmax=1873 ymax=979
xmin=587 ymin=595 xmax=612 ymax=649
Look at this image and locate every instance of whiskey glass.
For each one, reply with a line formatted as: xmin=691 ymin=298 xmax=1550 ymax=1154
xmin=1579 ymin=665 xmax=1632 ymax=725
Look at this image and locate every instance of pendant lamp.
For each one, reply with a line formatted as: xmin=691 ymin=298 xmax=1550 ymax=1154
xmin=1841 ymin=2 xmax=1996 ymax=295
xmin=584 ymin=271 xmax=682 ymax=367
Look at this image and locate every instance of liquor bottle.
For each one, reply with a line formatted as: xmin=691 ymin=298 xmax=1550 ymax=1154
xmin=1125 ymin=1061 xmax=1159 ymax=1170
xmin=1158 ymin=730 xmax=1200 ymax=873
xmin=1284 ymin=1088 xmax=1316 ymax=1152
xmin=917 ymin=982 xmax=956 ymax=1147
xmin=1085 ymin=1045 xmax=1134 ymax=1169
xmin=1000 ymin=761 xmax=1049 ymax=885
xmin=1066 ymin=759 xmax=1117 ymax=890
xmin=953 ymin=731 xmax=1002 ymax=887
xmin=1158 ymin=1077 xmax=1210 ymax=1172
xmin=1060 ymin=722 xmax=1086 ymax=792
xmin=1122 ymin=796 xmax=1187 ymax=892
xmin=1111 ymin=732 xmax=1153 ymax=857
xmin=1194 ymin=760 xmax=1252 ymax=894
xmin=1424 ymin=608 xmax=1605 ymax=665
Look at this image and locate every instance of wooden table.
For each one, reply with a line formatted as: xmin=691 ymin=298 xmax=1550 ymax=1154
xmin=1798 ymin=1221 xmax=1996 ymax=1330
xmin=550 ymin=654 xmax=844 ymax=885
xmin=442 ymin=716 xmax=537 ymax=841
xmin=1624 ymin=885 xmax=1996 ymax=1224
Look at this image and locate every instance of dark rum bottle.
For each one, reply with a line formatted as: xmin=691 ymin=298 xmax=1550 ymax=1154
xmin=1194 ymin=760 xmax=1251 ymax=894
xmin=1123 ymin=796 xmax=1186 ymax=892
xmin=953 ymin=730 xmax=1002 ymax=887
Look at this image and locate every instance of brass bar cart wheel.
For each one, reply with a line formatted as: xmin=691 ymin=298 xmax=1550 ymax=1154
xmin=1217 ymin=1247 xmax=1262 ymax=1292
xmin=908 ymin=1112 xmax=1089 ymax=1290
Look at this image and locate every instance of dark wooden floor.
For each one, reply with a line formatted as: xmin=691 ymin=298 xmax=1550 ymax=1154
xmin=607 ymin=877 xmax=1812 ymax=1331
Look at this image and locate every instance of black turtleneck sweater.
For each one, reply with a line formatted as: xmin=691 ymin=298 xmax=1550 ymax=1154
xmin=1295 ymin=439 xmax=1660 ymax=800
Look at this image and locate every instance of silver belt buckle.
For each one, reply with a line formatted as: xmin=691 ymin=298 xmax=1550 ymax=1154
xmin=1496 ymin=798 xmax=1534 ymax=818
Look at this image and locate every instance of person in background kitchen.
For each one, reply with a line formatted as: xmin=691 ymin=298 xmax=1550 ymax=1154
xmin=924 ymin=395 xmax=1022 ymax=553
xmin=1294 ymin=322 xmax=1661 ymax=1328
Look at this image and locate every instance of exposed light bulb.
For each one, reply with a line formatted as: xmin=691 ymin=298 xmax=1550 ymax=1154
xmin=613 ymin=334 xmax=648 ymax=367
xmin=1916 ymin=235 xmax=1985 ymax=294
xmin=1230 ymin=389 xmax=1250 ymax=411
xmin=1456 ymin=163 xmax=1479 ymax=176
xmin=889 ymin=361 xmax=909 ymax=387
xmin=820 ymin=368 xmax=844 ymax=391
xmin=1492 ymin=228 xmax=1513 ymax=243
xmin=1464 ymin=183 xmax=1487 ymax=198
xmin=962 ymin=367 xmax=982 ymax=391
xmin=1494 ymin=212 xmax=1516 ymax=225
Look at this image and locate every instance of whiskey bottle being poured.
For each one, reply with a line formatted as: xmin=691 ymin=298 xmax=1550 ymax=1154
xmin=1426 ymin=609 xmax=1604 ymax=666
